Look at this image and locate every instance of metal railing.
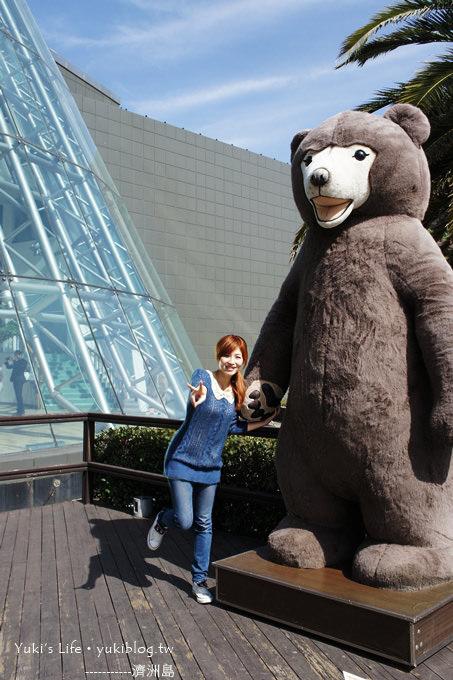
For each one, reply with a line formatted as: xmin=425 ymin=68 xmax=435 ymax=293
xmin=0 ymin=412 xmax=283 ymax=508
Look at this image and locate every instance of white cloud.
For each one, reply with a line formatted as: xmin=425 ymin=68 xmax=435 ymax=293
xmin=44 ymin=0 xmax=315 ymax=60
xmin=131 ymin=75 xmax=295 ymax=116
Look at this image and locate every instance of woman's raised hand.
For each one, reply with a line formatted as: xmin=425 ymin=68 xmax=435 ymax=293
xmin=187 ymin=380 xmax=207 ymax=408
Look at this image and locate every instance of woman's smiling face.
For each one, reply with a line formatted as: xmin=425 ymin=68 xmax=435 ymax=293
xmin=218 ymin=348 xmax=244 ymax=377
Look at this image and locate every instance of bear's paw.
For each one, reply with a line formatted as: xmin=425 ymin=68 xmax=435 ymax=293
xmin=241 ymin=379 xmax=283 ymax=420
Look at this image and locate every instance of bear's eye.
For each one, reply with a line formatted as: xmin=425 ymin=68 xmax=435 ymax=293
xmin=353 ymin=149 xmax=369 ymax=161
xmin=303 ymin=155 xmax=312 ymax=167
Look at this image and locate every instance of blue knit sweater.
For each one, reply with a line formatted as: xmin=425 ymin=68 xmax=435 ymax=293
xmin=164 ymin=368 xmax=249 ymax=484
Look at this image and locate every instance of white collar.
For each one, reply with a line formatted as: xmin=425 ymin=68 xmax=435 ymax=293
xmin=207 ymin=370 xmax=235 ymax=404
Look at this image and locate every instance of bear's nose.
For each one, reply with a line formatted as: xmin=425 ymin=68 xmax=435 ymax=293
xmin=310 ymin=168 xmax=329 ymax=186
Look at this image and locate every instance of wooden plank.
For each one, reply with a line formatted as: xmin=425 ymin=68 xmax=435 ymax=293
xmin=184 ymin=585 xmax=254 ymax=680
xmin=211 ymin=602 xmax=277 ymax=679
xmin=0 ymin=509 xmax=19 ymax=622
xmin=255 ymin=619 xmax=343 ymax=680
xmin=415 ymin=601 xmax=453 ymax=664
xmin=310 ymin=635 xmax=401 ymax=680
xmin=313 ymin=636 xmax=417 ymax=680
xmin=103 ymin=504 xmax=171 ymax=675
xmin=85 ymin=504 xmax=153 ymax=673
xmin=53 ymin=502 xmax=86 ymax=679
xmin=227 ymin=606 xmax=302 ymax=680
xmin=63 ymin=501 xmax=116 ymax=675
xmin=424 ymin=644 xmax=453 ymax=679
xmin=212 ymin=531 xmax=340 ymax=678
xmin=104 ymin=506 xmax=188 ymax=679
xmin=148 ymin=527 xmax=234 ymax=679
xmin=216 ymin=554 xmax=413 ymax=664
xmin=210 ymin=534 xmax=293 ymax=679
xmin=165 ymin=517 xmax=292 ymax=680
xmin=0 ymin=511 xmax=19 ymax=680
xmin=115 ymin=507 xmax=202 ymax=680
xmin=0 ymin=509 xmax=30 ymax=680
xmin=309 ymin=635 xmax=388 ymax=680
xmin=82 ymin=504 xmax=135 ymax=677
xmin=0 ymin=504 xmax=9 ymax=543
xmin=172 ymin=528 xmax=301 ymax=680
xmin=15 ymin=507 xmax=42 ymax=680
xmin=308 ymin=621 xmax=447 ymax=680
xmin=180 ymin=525 xmax=306 ymax=680
xmin=39 ymin=505 xmax=63 ymax=680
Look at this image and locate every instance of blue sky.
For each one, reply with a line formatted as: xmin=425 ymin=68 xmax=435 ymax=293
xmin=28 ymin=0 xmax=440 ymax=164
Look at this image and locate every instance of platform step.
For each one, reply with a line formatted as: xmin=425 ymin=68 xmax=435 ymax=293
xmin=214 ymin=546 xmax=453 ymax=667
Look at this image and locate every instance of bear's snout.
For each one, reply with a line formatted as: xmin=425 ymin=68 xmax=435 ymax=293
xmin=310 ymin=168 xmax=329 ymax=187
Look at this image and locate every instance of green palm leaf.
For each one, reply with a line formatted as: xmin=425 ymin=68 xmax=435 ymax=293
xmin=338 ymin=1 xmax=453 ymax=66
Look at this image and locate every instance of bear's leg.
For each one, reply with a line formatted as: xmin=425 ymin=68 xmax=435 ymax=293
xmin=354 ymin=451 xmax=453 ymax=590
xmin=352 ymin=542 xmax=453 ymax=590
xmin=268 ymin=515 xmax=363 ymax=568
xmin=268 ymin=427 xmax=363 ymax=568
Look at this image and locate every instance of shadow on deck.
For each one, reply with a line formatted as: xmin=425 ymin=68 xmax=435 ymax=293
xmin=0 ymin=500 xmax=452 ymax=680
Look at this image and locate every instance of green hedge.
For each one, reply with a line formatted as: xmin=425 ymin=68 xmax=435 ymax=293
xmin=93 ymin=425 xmax=174 ymax=514
xmin=93 ymin=425 xmax=285 ymax=539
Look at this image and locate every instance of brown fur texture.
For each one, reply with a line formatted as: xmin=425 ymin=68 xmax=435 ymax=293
xmin=243 ymin=105 xmax=453 ymax=590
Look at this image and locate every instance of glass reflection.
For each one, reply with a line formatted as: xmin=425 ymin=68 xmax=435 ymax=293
xmin=0 ymin=0 xmax=199 ymax=456
xmin=0 ymin=420 xmax=83 ymax=458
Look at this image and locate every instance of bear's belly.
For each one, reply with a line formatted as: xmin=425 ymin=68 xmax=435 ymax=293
xmin=286 ymin=251 xmax=428 ymax=496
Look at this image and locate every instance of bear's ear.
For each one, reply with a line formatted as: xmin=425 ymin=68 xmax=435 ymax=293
xmin=384 ymin=104 xmax=430 ymax=147
xmin=290 ymin=129 xmax=310 ymax=162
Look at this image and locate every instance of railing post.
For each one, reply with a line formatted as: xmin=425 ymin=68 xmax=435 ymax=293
xmin=82 ymin=415 xmax=95 ymax=504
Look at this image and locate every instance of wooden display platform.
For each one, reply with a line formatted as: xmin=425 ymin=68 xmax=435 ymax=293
xmin=214 ymin=547 xmax=453 ymax=667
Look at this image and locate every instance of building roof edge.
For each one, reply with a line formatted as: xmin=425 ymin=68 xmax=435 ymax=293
xmin=51 ymin=49 xmax=121 ymax=105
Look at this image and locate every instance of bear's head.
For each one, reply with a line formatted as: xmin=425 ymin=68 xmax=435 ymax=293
xmin=291 ymin=104 xmax=431 ymax=230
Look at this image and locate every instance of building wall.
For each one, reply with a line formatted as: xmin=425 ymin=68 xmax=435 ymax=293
xmin=57 ymin=57 xmax=300 ymax=368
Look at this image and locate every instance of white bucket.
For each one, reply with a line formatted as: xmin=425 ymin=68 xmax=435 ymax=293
xmin=133 ymin=496 xmax=153 ymax=518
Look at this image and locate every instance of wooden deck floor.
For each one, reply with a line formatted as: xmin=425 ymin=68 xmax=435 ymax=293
xmin=0 ymin=500 xmax=452 ymax=680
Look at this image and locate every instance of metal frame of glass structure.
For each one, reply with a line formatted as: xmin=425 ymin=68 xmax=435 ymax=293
xmin=0 ymin=0 xmax=198 ymax=438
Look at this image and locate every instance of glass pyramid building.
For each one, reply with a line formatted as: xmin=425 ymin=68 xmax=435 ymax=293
xmin=0 ymin=0 xmax=198 ymax=430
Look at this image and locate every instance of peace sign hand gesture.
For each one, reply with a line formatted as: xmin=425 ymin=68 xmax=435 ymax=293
xmin=187 ymin=380 xmax=207 ymax=408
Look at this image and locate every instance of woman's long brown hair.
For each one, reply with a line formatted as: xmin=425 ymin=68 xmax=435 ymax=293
xmin=215 ymin=335 xmax=248 ymax=410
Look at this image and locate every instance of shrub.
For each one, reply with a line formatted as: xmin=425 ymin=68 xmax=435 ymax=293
xmin=93 ymin=425 xmax=284 ymax=539
xmin=93 ymin=425 xmax=175 ymax=513
xmin=215 ymin=434 xmax=285 ymax=537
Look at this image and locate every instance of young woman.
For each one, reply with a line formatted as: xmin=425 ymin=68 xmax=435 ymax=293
xmin=147 ymin=334 xmax=278 ymax=604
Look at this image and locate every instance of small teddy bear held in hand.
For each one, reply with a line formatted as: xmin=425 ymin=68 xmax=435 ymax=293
xmin=241 ymin=104 xmax=453 ymax=590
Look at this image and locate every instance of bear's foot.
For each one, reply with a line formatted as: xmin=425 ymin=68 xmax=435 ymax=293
xmin=352 ymin=541 xmax=453 ymax=590
xmin=267 ymin=515 xmax=362 ymax=569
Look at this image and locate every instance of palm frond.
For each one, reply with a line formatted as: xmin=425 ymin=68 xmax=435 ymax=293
xmin=338 ymin=1 xmax=453 ymax=67
xmin=338 ymin=0 xmax=444 ymax=65
xmin=357 ymin=85 xmax=408 ymax=112
xmin=426 ymin=128 xmax=453 ymax=167
xmin=354 ymin=54 xmax=453 ymax=112
xmin=426 ymin=178 xmax=453 ymax=263
xmin=396 ymin=53 xmax=453 ymax=105
xmin=339 ymin=20 xmax=452 ymax=65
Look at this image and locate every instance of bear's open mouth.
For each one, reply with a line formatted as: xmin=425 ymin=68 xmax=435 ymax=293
xmin=311 ymin=196 xmax=352 ymax=222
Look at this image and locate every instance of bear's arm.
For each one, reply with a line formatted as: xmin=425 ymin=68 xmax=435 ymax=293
xmin=242 ymin=249 xmax=301 ymax=419
xmin=385 ymin=218 xmax=453 ymax=444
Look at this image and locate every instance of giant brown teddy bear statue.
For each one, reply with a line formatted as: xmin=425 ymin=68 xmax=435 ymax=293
xmin=242 ymin=104 xmax=453 ymax=590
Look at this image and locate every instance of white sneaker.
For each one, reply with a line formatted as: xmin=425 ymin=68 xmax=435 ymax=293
xmin=192 ymin=580 xmax=213 ymax=604
xmin=147 ymin=513 xmax=167 ymax=550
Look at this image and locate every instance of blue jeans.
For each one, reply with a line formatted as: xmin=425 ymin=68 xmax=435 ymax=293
xmin=160 ymin=479 xmax=217 ymax=584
